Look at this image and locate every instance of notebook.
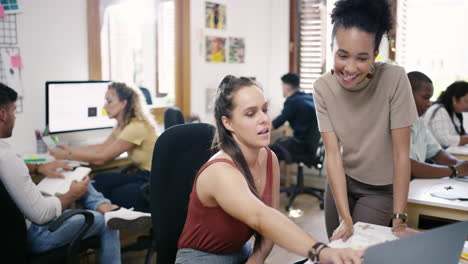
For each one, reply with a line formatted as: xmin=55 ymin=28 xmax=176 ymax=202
xmin=363 ymin=221 xmax=468 ymax=264
xmin=37 ymin=167 xmax=91 ymax=196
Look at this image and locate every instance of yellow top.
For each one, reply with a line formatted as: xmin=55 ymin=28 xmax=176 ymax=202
xmin=113 ymin=119 xmax=157 ymax=171
xmin=210 ymin=50 xmax=224 ymax=62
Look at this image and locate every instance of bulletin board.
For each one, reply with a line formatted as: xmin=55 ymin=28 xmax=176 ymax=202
xmin=0 ymin=13 xmax=17 ymax=45
xmin=0 ymin=46 xmax=23 ymax=112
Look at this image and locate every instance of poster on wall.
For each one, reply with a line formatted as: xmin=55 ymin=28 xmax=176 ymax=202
xmin=205 ymin=2 xmax=226 ymax=29
xmin=206 ymin=36 xmax=226 ymax=63
xmin=229 ymin=37 xmax=245 ymax=63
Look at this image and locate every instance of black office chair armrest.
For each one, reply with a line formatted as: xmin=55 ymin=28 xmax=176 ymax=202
xmin=48 ymin=209 xmax=95 ymax=264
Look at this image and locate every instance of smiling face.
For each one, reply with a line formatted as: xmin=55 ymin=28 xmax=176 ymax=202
xmin=104 ymin=88 xmax=127 ymax=120
xmin=222 ymin=85 xmax=271 ymax=149
xmin=332 ymin=27 xmax=378 ymax=90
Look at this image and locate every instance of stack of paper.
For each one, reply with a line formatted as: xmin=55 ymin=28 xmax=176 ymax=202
xmin=328 ymin=222 xmax=398 ymax=250
xmin=37 ymin=167 xmax=91 ymax=196
xmin=446 ymin=146 xmax=468 ymax=155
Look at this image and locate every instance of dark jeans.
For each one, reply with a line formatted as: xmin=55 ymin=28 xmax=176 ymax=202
xmin=92 ymin=169 xmax=150 ymax=212
xmin=324 ymin=175 xmax=393 ymax=238
xmin=269 ymin=136 xmax=305 ymax=164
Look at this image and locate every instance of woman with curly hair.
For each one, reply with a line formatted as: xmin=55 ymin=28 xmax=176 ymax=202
xmin=313 ymin=0 xmax=419 ymax=242
xmin=423 ymin=81 xmax=468 ymax=148
xmin=50 ymin=82 xmax=158 ymax=211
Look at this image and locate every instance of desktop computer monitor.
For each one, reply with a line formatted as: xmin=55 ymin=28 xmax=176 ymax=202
xmin=46 ymin=81 xmax=117 ymax=134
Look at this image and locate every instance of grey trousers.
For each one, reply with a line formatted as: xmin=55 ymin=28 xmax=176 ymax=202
xmin=175 ymin=243 xmax=253 ymax=264
xmin=324 ymin=175 xmax=393 ymax=238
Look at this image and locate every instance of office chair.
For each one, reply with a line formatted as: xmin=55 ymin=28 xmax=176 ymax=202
xmin=164 ymin=107 xmax=185 ymax=129
xmin=139 ymin=87 xmax=153 ymax=105
xmin=149 ymin=123 xmax=215 ymax=264
xmin=280 ymin=136 xmax=325 ymax=211
xmin=0 ymin=178 xmax=100 ymax=264
xmin=118 ymin=108 xmax=187 ymax=257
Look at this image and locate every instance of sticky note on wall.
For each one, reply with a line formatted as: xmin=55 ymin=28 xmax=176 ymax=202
xmin=11 ymin=55 xmax=22 ymax=68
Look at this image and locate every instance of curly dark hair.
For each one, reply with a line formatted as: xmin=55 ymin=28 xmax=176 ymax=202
xmin=331 ymin=0 xmax=393 ymax=51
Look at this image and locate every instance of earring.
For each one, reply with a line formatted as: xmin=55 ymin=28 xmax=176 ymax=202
xmin=366 ymin=63 xmax=376 ymax=79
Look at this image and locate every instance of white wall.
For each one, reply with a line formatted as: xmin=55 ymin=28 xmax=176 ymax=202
xmin=190 ymin=0 xmax=289 ymax=123
xmin=7 ymin=0 xmax=90 ymax=153
xmin=404 ymin=0 xmax=468 ymax=96
xmin=8 ymin=0 xmax=289 ymax=152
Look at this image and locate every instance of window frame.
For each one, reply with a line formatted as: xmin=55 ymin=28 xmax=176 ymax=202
xmin=87 ymin=0 xmax=191 ymax=119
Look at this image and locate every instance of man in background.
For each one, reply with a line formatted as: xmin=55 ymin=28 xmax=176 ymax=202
xmin=269 ymin=73 xmax=320 ymax=163
xmin=0 ymin=83 xmax=150 ymax=263
xmin=408 ymin=71 xmax=468 ymax=178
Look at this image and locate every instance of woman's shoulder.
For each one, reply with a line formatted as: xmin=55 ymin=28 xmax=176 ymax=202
xmin=198 ymin=154 xmax=241 ymax=185
xmin=424 ymin=104 xmax=449 ymax=120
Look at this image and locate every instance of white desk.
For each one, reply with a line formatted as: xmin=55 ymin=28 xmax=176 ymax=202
xmin=407 ymin=178 xmax=468 ymax=228
xmin=446 ymin=145 xmax=468 ymax=161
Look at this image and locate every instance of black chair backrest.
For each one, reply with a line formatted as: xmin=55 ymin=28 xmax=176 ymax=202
xmin=0 ymin=178 xmax=27 ymax=262
xmin=164 ymin=107 xmax=185 ymax=129
xmin=150 ymin=123 xmax=215 ymax=264
xmin=139 ymin=87 xmax=153 ymax=105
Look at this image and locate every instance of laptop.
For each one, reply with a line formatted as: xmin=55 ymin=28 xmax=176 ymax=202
xmin=363 ymin=221 xmax=468 ymax=264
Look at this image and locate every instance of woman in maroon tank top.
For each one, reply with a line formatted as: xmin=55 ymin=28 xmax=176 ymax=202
xmin=176 ymin=76 xmax=363 ymax=264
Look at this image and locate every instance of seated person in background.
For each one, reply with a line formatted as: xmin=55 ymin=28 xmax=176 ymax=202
xmin=176 ymin=76 xmax=362 ymax=264
xmin=50 ymin=82 xmax=158 ymax=211
xmin=423 ymin=80 xmax=468 ymax=148
xmin=0 ymin=83 xmax=150 ymax=264
xmin=408 ymin=72 xmax=468 ymax=179
xmin=269 ymin=73 xmax=320 ymax=163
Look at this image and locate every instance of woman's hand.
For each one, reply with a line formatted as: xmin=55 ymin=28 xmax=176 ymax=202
xmin=56 ymin=144 xmax=71 ymax=152
xmin=319 ymin=247 xmax=364 ymax=264
xmin=392 ymin=222 xmax=421 ymax=238
xmin=48 ymin=148 xmax=68 ymax=160
xmin=330 ymin=218 xmax=354 ymax=242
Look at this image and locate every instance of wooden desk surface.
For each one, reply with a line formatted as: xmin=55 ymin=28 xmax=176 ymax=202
xmin=407 ymin=178 xmax=468 ymax=228
xmin=446 ymin=146 xmax=468 ymax=160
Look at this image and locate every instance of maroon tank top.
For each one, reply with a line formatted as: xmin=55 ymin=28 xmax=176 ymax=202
xmin=177 ymin=148 xmax=274 ymax=254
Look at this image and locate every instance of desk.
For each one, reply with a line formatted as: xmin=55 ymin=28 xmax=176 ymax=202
xmin=407 ymin=178 xmax=468 ymax=228
xmin=446 ymin=146 xmax=468 ymax=161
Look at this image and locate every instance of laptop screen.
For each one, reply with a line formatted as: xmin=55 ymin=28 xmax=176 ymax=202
xmin=363 ymin=221 xmax=468 ymax=264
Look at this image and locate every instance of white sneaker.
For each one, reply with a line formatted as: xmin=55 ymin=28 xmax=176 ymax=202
xmin=104 ymin=207 xmax=152 ymax=232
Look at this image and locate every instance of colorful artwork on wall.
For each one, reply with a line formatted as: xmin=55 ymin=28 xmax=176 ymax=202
xmin=205 ymin=2 xmax=226 ymax=29
xmin=229 ymin=37 xmax=245 ymax=63
xmin=206 ymin=36 xmax=226 ymax=63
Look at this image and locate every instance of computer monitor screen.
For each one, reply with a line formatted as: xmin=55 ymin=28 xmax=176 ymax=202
xmin=46 ymin=81 xmax=116 ymax=134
